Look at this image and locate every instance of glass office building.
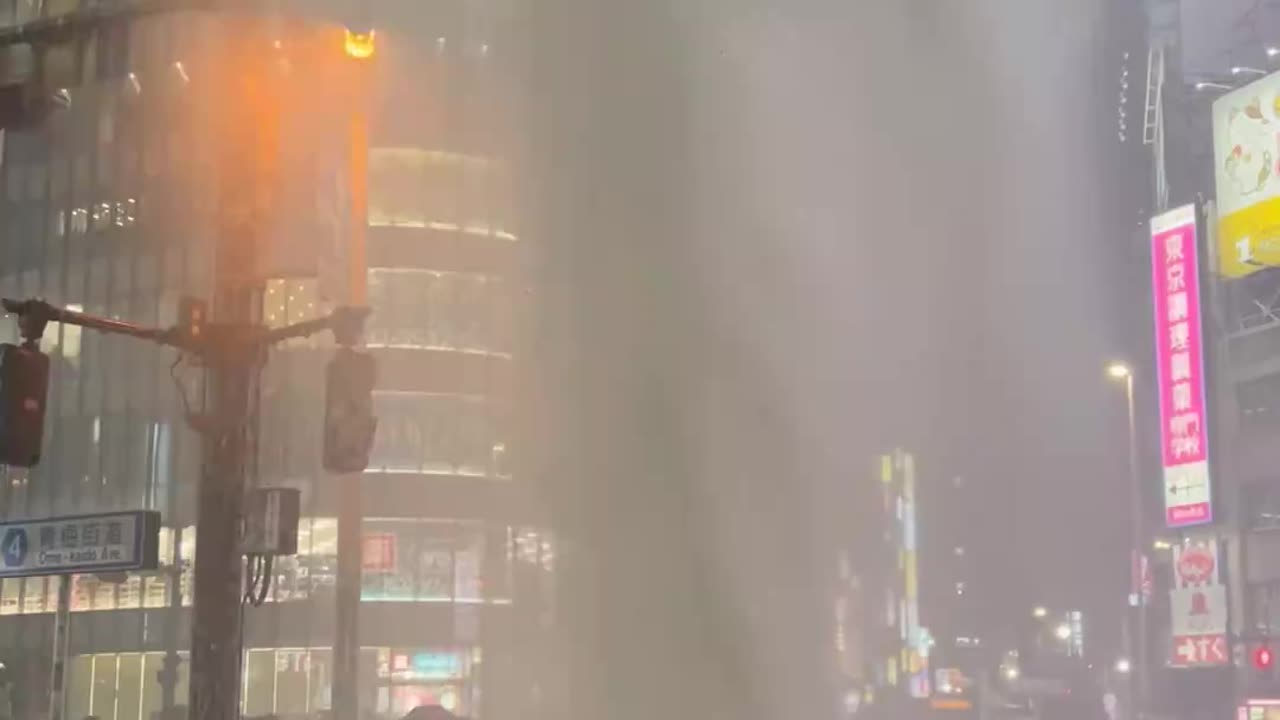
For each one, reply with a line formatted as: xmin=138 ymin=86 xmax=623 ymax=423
xmin=0 ymin=2 xmax=548 ymax=719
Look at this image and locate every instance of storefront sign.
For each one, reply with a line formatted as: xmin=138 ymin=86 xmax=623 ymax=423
xmin=362 ymin=533 xmax=397 ymax=572
xmin=1169 ymin=538 xmax=1229 ymax=667
xmin=384 ymin=651 xmax=465 ymax=681
xmin=1241 ymin=698 xmax=1280 ymax=720
xmin=1172 ymin=634 xmax=1228 ymax=666
xmin=0 ymin=511 xmax=161 ymax=578
xmin=1151 ymin=205 xmax=1214 ymax=528
xmin=1212 ymin=71 xmax=1280 ymax=278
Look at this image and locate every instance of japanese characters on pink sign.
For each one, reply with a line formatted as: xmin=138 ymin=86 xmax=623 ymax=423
xmin=1151 ymin=204 xmax=1213 ymax=528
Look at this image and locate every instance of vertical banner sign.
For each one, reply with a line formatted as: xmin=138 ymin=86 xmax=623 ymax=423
xmin=1151 ymin=205 xmax=1214 ymax=528
xmin=1169 ymin=538 xmax=1229 ymax=667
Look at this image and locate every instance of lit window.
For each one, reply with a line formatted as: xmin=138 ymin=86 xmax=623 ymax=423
xmin=22 ymin=577 xmax=46 ymax=614
xmin=368 ymin=391 xmax=500 ymax=476
xmin=59 ymin=303 xmax=83 ymax=364
xmin=368 ymin=147 xmax=514 ymax=239
xmin=0 ymin=579 xmax=19 ymax=615
xmin=263 ymin=277 xmax=325 ymax=346
xmin=92 ymin=201 xmax=111 ymax=231
xmin=366 ymin=268 xmax=507 ymax=354
xmin=70 ymin=207 xmax=89 ymax=234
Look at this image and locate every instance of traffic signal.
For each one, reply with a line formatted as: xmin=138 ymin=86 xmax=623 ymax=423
xmin=1256 ymin=645 xmax=1274 ymax=671
xmin=0 ymin=83 xmax=50 ymax=130
xmin=322 ymin=348 xmax=377 ymax=473
xmin=0 ymin=343 xmax=50 ymax=467
xmin=178 ymin=296 xmax=207 ymax=342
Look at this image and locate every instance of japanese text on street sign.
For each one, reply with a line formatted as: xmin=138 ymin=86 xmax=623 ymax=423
xmin=0 ymin=511 xmax=160 ymax=578
xmin=1151 ymin=204 xmax=1214 ymax=528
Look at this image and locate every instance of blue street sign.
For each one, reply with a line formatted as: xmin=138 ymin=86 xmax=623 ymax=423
xmin=0 ymin=511 xmax=160 ymax=578
xmin=2 ymin=527 xmax=28 ymax=568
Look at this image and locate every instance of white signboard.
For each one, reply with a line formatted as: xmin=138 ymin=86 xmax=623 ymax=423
xmin=1168 ymin=537 xmax=1230 ymax=668
xmin=0 ymin=511 xmax=161 ymax=578
xmin=1171 ymin=585 xmax=1228 ymax=636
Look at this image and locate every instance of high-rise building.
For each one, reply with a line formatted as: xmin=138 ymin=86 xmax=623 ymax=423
xmin=0 ymin=3 xmax=545 ymax=719
xmin=854 ymin=449 xmax=1008 ymax=717
xmin=856 ymin=449 xmax=930 ymax=702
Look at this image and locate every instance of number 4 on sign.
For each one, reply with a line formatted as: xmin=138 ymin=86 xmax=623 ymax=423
xmin=2 ymin=528 xmax=28 ymax=568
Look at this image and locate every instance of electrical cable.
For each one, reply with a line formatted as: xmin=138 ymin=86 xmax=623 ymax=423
xmin=169 ymin=354 xmax=195 ymax=422
xmin=242 ymin=553 xmax=275 ymax=608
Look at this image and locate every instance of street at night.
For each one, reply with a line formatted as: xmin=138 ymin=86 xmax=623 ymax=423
xmin=1 ymin=2 xmax=1280 ymax=720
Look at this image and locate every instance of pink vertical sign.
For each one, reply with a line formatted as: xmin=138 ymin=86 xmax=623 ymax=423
xmin=1151 ymin=204 xmax=1213 ymax=528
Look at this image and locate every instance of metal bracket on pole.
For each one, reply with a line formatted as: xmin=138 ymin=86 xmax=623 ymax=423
xmin=3 ymin=297 xmax=369 ymax=360
xmin=3 ymin=297 xmax=373 ymax=720
xmin=3 ymin=298 xmax=177 ymax=348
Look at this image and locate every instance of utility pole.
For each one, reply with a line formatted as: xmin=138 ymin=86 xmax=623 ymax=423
xmin=333 ymin=25 xmax=373 ymax=720
xmin=186 ymin=21 xmax=276 ymax=720
xmin=1 ymin=290 xmax=371 ymax=720
xmin=1123 ymin=370 xmax=1147 ymax=720
xmin=1 ymin=11 xmax=378 ymax=720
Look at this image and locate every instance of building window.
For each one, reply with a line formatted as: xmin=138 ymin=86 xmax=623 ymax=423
xmin=368 ymin=392 xmax=498 ymax=476
xmin=0 ymin=578 xmax=18 ymax=614
xmin=368 ymin=147 xmax=513 ymax=239
xmin=261 ymin=518 xmax=501 ymax=606
xmin=263 ymin=277 xmax=327 ymax=348
xmin=377 ymin=647 xmax=474 ymax=716
xmin=367 ymin=269 xmax=507 ymax=354
xmin=360 ymin=519 xmax=486 ymax=603
xmin=64 ymin=652 xmax=191 ymax=720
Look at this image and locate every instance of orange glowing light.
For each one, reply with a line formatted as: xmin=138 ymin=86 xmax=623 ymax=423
xmin=344 ymin=29 xmax=376 ymax=59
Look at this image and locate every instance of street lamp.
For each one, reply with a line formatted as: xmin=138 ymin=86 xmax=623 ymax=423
xmin=1115 ymin=657 xmax=1132 ymax=674
xmin=1107 ymin=362 xmax=1131 ymax=380
xmin=1032 ymin=606 xmax=1048 ymax=620
xmin=1107 ymin=361 xmax=1145 ymax=720
xmin=1054 ymin=623 xmax=1073 ymax=642
xmin=343 ymin=28 xmax=376 ymax=60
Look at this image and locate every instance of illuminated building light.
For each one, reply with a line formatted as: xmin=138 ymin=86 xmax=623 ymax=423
xmin=344 ymin=29 xmax=377 ymax=60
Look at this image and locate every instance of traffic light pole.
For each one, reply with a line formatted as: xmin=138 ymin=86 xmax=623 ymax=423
xmin=47 ymin=574 xmax=70 ymax=720
xmin=2 ymin=11 xmax=378 ymax=720
xmin=333 ymin=53 xmax=370 ymax=720
xmin=188 ymin=312 xmax=254 ymax=720
xmin=0 ymin=299 xmax=369 ymax=720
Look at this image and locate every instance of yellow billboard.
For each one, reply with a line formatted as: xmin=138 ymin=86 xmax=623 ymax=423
xmin=1213 ymin=72 xmax=1280 ymax=277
